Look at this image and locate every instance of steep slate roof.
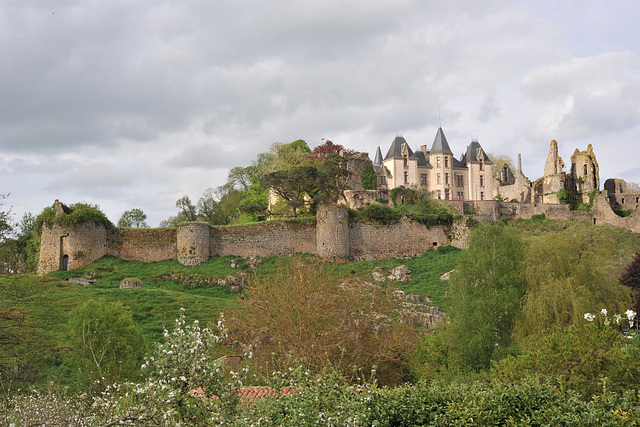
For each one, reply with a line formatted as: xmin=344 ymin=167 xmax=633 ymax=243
xmin=429 ymin=127 xmax=453 ymax=155
xmin=373 ymin=146 xmax=383 ymax=166
xmin=461 ymin=141 xmax=493 ymax=164
xmin=384 ymin=136 xmax=413 ymax=160
xmin=414 ymin=150 xmax=431 ymax=167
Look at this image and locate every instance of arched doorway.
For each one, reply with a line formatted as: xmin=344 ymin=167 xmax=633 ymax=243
xmin=62 ymin=254 xmax=69 ymax=271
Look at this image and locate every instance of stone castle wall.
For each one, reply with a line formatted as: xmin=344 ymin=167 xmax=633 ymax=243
xmin=592 ymin=195 xmax=640 ymax=233
xmin=38 ymin=222 xmax=108 ymax=275
xmin=210 ymin=220 xmax=317 ymax=257
xmin=349 ymin=218 xmax=449 ymax=260
xmin=108 ymin=228 xmax=177 ymax=262
xmin=317 ymin=204 xmax=350 ymax=258
xmin=177 ymin=223 xmax=210 ymax=265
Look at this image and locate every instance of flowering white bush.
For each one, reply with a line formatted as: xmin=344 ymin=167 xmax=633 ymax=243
xmin=4 ymin=309 xmax=248 ymax=426
xmin=584 ymin=308 xmax=637 ymax=333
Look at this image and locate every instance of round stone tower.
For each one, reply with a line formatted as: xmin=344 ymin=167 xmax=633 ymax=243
xmin=176 ymin=223 xmax=210 ymax=266
xmin=316 ymin=203 xmax=350 ymax=259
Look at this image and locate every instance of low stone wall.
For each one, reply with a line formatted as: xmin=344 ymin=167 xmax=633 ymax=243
xmin=593 ymin=196 xmax=640 ymax=232
xmin=471 ymin=200 xmax=592 ymax=223
xmin=210 ymin=221 xmax=317 ymax=257
xmin=349 ymin=218 xmax=449 ymax=260
xmin=108 ymin=229 xmax=177 ymax=262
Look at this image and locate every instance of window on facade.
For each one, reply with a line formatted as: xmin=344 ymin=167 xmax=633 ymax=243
xmin=480 ymin=192 xmax=484 ymax=200
xmin=436 ymin=157 xmax=441 ymax=168
xmin=445 ymin=157 xmax=449 ymax=168
xmin=404 ymin=171 xmax=409 ymax=183
xmin=445 ymin=173 xmax=450 ymax=185
xmin=437 ymin=190 xmax=442 ymax=199
xmin=379 ymin=175 xmax=386 ymax=185
xmin=457 ymin=191 xmax=463 ymax=199
xmin=420 ymin=173 xmax=427 ymax=185
xmin=403 ymin=156 xmax=408 ymax=167
xmin=480 ymin=175 xmax=484 ymax=187
xmin=479 ymin=159 xmax=484 ymax=171
xmin=445 ymin=189 xmax=450 ymax=200
xmin=583 ymin=164 xmax=588 ymax=176
xmin=437 ymin=173 xmax=441 ymax=185
xmin=456 ymin=174 xmax=463 ymax=187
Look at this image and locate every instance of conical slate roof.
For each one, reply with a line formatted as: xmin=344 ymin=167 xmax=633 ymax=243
xmin=384 ymin=136 xmax=413 ymax=160
xmin=461 ymin=140 xmax=493 ymax=164
xmin=373 ymin=146 xmax=383 ymax=166
xmin=430 ymin=127 xmax=453 ymax=155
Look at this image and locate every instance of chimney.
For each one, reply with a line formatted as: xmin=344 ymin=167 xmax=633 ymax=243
xmin=420 ymin=145 xmax=428 ymax=155
xmin=517 ymin=154 xmax=522 ymax=175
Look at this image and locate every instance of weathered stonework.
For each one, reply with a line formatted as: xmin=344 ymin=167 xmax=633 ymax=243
xmin=603 ymin=178 xmax=640 ymax=212
xmin=38 ymin=222 xmax=108 ymax=275
xmin=316 ymin=204 xmax=350 ymax=259
xmin=349 ymin=217 xmax=448 ymax=260
xmin=211 ymin=221 xmax=317 ymax=258
xmin=177 ymin=223 xmax=210 ymax=266
xmin=108 ymin=228 xmax=176 ymax=262
xmin=592 ymin=195 xmax=640 ymax=233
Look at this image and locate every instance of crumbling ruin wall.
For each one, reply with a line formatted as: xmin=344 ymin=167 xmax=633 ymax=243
xmin=107 ymin=228 xmax=176 ymax=262
xmin=592 ymin=195 xmax=640 ymax=233
xmin=38 ymin=222 xmax=108 ymax=275
xmin=210 ymin=220 xmax=317 ymax=257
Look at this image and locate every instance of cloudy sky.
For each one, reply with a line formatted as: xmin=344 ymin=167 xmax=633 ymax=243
xmin=2 ymin=0 xmax=640 ymax=226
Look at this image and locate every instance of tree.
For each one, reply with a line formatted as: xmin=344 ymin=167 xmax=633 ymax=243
xmin=447 ymin=223 xmax=525 ymax=370
xmin=175 ymin=195 xmax=198 ymax=222
xmin=488 ymin=153 xmax=516 ymax=182
xmin=253 ymin=140 xmax=311 ymax=178
xmin=619 ymin=251 xmax=640 ymax=326
xmin=515 ymin=224 xmax=632 ymax=342
xmin=117 ymin=208 xmax=148 ymax=228
xmin=361 ymin=162 xmax=377 ymax=190
xmin=0 ymin=193 xmax=12 ymax=240
xmin=626 ymin=181 xmax=640 ymax=192
xmin=228 ymin=260 xmax=416 ymax=385
xmin=262 ymin=165 xmax=327 ymax=217
xmin=308 ymin=139 xmax=355 ymax=161
xmin=65 ymin=299 xmax=146 ymax=390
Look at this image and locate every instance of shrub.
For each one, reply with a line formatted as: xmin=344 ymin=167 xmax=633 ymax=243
xmin=357 ymin=203 xmax=401 ymax=225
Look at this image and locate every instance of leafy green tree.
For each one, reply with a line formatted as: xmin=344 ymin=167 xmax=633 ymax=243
xmin=0 ymin=193 xmax=12 ymax=240
xmin=117 ymin=208 xmax=148 ymax=228
xmin=447 ymin=223 xmax=525 ymax=370
xmin=361 ymin=162 xmax=377 ymax=190
xmin=619 ymin=251 xmax=640 ymax=326
xmin=65 ymin=300 xmax=146 ymax=390
xmin=515 ymin=224 xmax=632 ymax=342
xmin=176 ymin=195 xmax=198 ymax=222
xmin=490 ymin=324 xmax=640 ymax=397
xmin=262 ymin=165 xmax=327 ymax=217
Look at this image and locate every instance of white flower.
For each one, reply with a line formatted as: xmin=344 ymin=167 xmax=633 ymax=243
xmin=600 ymin=308 xmax=607 ymax=316
xmin=584 ymin=313 xmax=595 ymax=322
xmin=626 ymin=309 xmax=637 ymax=321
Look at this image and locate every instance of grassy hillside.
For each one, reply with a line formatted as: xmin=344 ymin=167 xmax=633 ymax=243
xmin=0 ymin=248 xmax=461 ymax=389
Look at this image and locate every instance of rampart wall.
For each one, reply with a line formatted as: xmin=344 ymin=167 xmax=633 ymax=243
xmin=108 ymin=228 xmax=176 ymax=262
xmin=349 ymin=218 xmax=449 ymax=260
xmin=210 ymin=220 xmax=317 ymax=257
xmin=38 ymin=198 xmax=637 ymax=276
